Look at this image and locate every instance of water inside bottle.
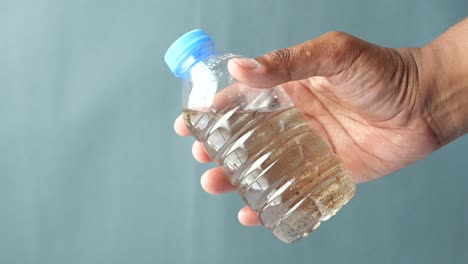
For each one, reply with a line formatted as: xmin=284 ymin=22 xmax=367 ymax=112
xmin=183 ymin=107 xmax=355 ymax=243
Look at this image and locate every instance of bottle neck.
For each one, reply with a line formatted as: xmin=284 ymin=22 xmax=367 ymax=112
xmin=175 ymin=42 xmax=216 ymax=77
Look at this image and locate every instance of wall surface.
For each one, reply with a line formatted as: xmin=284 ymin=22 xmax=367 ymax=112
xmin=1 ymin=1 xmax=467 ymax=263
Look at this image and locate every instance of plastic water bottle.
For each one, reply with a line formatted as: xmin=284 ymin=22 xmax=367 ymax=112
xmin=164 ymin=29 xmax=355 ymax=243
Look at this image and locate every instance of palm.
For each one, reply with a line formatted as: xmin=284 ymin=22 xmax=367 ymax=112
xmin=281 ymin=49 xmax=437 ymax=182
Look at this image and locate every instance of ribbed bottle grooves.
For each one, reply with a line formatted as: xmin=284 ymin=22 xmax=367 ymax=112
xmin=257 ymin=161 xmax=317 ymax=227
xmin=249 ymin=151 xmax=322 ymax=211
xmin=215 ymin=109 xmax=299 ymax=167
xmin=258 ymin=154 xmax=352 ymax=241
xmin=196 ymin=105 xmax=241 ymax=142
xmin=229 ymin=123 xmax=310 ymax=185
xmin=183 ymin=106 xmax=355 ymax=243
xmin=239 ymin=144 xmax=310 ymax=206
xmin=258 ymin=159 xmax=327 ymax=228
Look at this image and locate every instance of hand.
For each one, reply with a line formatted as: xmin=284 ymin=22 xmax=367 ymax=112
xmin=174 ymin=21 xmax=468 ymax=226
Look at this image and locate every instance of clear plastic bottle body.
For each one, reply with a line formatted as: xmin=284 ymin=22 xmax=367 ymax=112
xmin=164 ymin=29 xmax=355 ymax=242
xmin=180 ymin=50 xmax=355 ymax=243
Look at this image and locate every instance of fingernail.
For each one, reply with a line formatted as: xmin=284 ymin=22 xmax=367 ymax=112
xmin=232 ymin=58 xmax=261 ymax=70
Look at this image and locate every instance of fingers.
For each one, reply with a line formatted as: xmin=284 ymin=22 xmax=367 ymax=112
xmin=200 ymin=167 xmax=236 ymax=194
xmin=238 ymin=205 xmax=260 ymax=226
xmin=228 ymin=31 xmax=365 ymax=88
xmin=192 ymin=141 xmax=211 ymax=163
xmin=174 ymin=115 xmax=191 ymax=136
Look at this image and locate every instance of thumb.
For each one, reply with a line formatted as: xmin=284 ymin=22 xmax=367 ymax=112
xmin=227 ymin=31 xmax=366 ymax=88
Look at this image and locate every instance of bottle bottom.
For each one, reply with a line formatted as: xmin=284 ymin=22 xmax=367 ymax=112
xmin=266 ymin=166 xmax=355 ymax=243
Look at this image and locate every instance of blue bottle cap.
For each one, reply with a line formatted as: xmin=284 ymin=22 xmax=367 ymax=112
xmin=164 ymin=29 xmax=213 ymax=77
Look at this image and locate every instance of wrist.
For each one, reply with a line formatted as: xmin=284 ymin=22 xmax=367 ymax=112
xmin=416 ymin=19 xmax=468 ymax=146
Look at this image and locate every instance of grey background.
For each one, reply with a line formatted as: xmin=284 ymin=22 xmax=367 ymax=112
xmin=1 ymin=0 xmax=467 ymax=263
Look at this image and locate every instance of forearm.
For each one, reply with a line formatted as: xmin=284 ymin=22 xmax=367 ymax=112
xmin=420 ymin=18 xmax=468 ymax=146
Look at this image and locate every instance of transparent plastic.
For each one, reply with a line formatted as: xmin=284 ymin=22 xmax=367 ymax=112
xmin=170 ymin=36 xmax=355 ymax=243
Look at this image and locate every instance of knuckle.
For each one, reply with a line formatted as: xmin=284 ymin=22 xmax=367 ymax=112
xmin=268 ymin=48 xmax=294 ymax=65
xmin=325 ymin=31 xmax=355 ymax=48
xmin=323 ymin=31 xmax=360 ymax=67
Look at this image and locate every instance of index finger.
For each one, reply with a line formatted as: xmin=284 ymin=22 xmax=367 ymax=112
xmin=174 ymin=115 xmax=191 ymax=136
